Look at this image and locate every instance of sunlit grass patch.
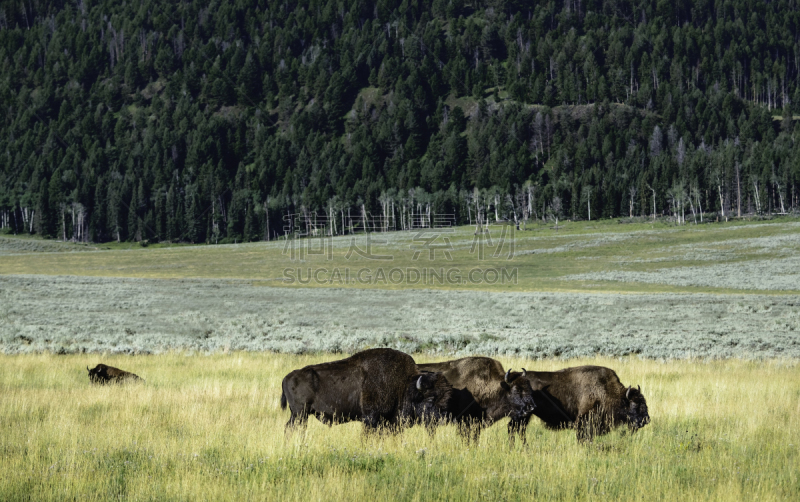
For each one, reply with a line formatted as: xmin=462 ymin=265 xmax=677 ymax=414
xmin=0 ymin=353 xmax=797 ymax=501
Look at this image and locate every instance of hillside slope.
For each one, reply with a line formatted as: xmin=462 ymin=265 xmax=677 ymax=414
xmin=0 ymin=0 xmax=799 ymax=243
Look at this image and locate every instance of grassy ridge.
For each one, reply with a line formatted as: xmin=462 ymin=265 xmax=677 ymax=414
xmin=2 ymin=218 xmax=800 ymax=294
xmin=0 ymin=353 xmax=797 ymax=501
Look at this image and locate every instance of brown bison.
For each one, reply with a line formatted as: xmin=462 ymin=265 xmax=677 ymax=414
xmin=418 ymin=357 xmax=537 ymax=443
xmin=87 ymin=364 xmax=143 ymax=384
xmin=511 ymin=365 xmax=650 ymax=442
xmin=280 ymin=348 xmax=454 ymax=433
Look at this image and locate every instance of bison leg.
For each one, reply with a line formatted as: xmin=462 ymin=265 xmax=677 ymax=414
xmin=575 ymin=414 xmax=591 ymax=442
xmin=362 ymin=412 xmax=403 ymax=436
xmin=360 ymin=388 xmax=397 ymax=435
xmin=508 ymin=416 xmax=531 ymax=447
xmin=362 ymin=410 xmax=383 ymax=431
xmin=314 ymin=412 xmax=336 ymax=426
xmin=575 ymin=411 xmax=608 ymax=442
xmin=469 ymin=424 xmax=482 ymax=445
xmin=424 ymin=420 xmax=439 ymax=439
xmin=285 ymin=408 xmax=309 ymax=435
xmin=457 ymin=421 xmax=482 ymax=445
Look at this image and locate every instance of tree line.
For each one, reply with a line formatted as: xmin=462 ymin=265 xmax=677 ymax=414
xmin=0 ymin=0 xmax=799 ymax=243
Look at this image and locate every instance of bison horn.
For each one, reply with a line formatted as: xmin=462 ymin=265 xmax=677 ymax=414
xmin=87 ymin=366 xmax=90 ymax=372
xmin=626 ymin=386 xmax=632 ymax=399
xmin=521 ymin=368 xmax=527 ymax=377
xmin=416 ymin=376 xmax=423 ymax=391
xmin=504 ymin=369 xmax=511 ymax=384
xmin=637 ymin=385 xmax=641 ymax=392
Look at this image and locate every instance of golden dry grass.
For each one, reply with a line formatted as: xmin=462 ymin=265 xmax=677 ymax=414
xmin=1 ymin=353 xmax=798 ymax=501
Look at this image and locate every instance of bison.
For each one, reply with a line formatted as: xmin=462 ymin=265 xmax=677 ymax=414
xmin=280 ymin=348 xmax=453 ymax=433
xmin=418 ymin=357 xmax=537 ymax=443
xmin=87 ymin=364 xmax=143 ymax=384
xmin=511 ymin=365 xmax=650 ymax=442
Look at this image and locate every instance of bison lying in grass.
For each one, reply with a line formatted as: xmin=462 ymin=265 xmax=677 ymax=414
xmin=511 ymin=365 xmax=650 ymax=442
xmin=87 ymin=364 xmax=144 ymax=384
xmin=280 ymin=348 xmax=453 ymax=433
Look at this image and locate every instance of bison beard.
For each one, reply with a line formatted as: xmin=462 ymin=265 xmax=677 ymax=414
xmin=418 ymin=357 xmax=537 ymax=444
xmin=280 ymin=348 xmax=452 ymax=433
xmin=510 ymin=365 xmax=650 ymax=442
xmin=87 ymin=364 xmax=143 ymax=384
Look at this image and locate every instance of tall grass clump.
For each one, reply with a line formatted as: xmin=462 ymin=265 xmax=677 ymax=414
xmin=0 ymin=353 xmax=798 ymax=501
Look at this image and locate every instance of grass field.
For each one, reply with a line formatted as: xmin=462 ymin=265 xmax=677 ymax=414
xmin=2 ymin=218 xmax=800 ymax=294
xmin=0 ymin=353 xmax=798 ymax=501
xmin=1 ymin=219 xmax=798 ymax=500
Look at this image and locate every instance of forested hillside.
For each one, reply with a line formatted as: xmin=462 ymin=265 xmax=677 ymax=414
xmin=1 ymin=0 xmax=799 ymax=243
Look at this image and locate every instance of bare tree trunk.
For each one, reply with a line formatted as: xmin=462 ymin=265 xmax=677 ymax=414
xmin=264 ymin=201 xmax=270 ymax=241
xmin=649 ymin=187 xmax=656 ymax=221
xmin=475 ymin=194 xmax=482 ymax=235
xmin=587 ymin=191 xmax=591 ymax=221
xmin=507 ymin=194 xmax=519 ymax=229
xmin=361 ymin=204 xmax=367 ymax=233
xmin=629 ymin=186 xmax=637 ymax=218
xmin=736 ymin=163 xmax=742 ymax=217
xmin=753 ymin=180 xmax=761 ymax=214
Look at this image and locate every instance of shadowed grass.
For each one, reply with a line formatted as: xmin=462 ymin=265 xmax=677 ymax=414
xmin=0 ymin=353 xmax=798 ymax=501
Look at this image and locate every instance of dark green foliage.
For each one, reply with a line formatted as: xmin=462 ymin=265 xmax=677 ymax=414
xmin=0 ymin=0 xmax=799 ymax=242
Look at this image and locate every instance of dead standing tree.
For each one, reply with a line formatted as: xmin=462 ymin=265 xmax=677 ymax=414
xmin=549 ymin=196 xmax=563 ymax=230
xmin=581 ymin=185 xmax=593 ymax=221
xmin=646 ymin=184 xmax=657 ymax=221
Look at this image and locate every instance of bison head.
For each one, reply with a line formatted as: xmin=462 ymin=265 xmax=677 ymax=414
xmin=624 ymin=385 xmax=650 ymax=431
xmin=87 ymin=365 xmax=104 ymax=384
xmin=501 ymin=368 xmax=536 ymax=421
xmin=405 ymin=372 xmax=454 ymax=425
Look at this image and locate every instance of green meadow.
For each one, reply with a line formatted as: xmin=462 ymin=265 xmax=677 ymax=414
xmin=1 ymin=218 xmax=799 ymax=500
xmin=1 ymin=218 xmax=800 ymax=293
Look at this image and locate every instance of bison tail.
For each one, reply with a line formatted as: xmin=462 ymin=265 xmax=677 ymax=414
xmin=280 ymin=390 xmax=287 ymax=410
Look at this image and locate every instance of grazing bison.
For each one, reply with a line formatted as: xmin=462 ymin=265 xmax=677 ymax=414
xmin=87 ymin=364 xmax=143 ymax=384
xmin=511 ymin=365 xmax=650 ymax=442
xmin=418 ymin=357 xmax=537 ymax=443
xmin=280 ymin=348 xmax=453 ymax=433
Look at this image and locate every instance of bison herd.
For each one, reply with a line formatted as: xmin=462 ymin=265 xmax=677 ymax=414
xmin=281 ymin=348 xmax=650 ymax=442
xmin=87 ymin=348 xmax=650 ymax=443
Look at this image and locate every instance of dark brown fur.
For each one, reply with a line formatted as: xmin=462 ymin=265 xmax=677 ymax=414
xmin=280 ymin=348 xmax=453 ymax=433
xmin=418 ymin=357 xmax=536 ymax=443
xmin=87 ymin=364 xmax=143 ymax=384
xmin=512 ymin=365 xmax=650 ymax=442
xmin=402 ymin=371 xmax=454 ymax=429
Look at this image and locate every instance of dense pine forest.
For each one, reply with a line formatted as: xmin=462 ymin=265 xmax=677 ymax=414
xmin=1 ymin=0 xmax=799 ymax=243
